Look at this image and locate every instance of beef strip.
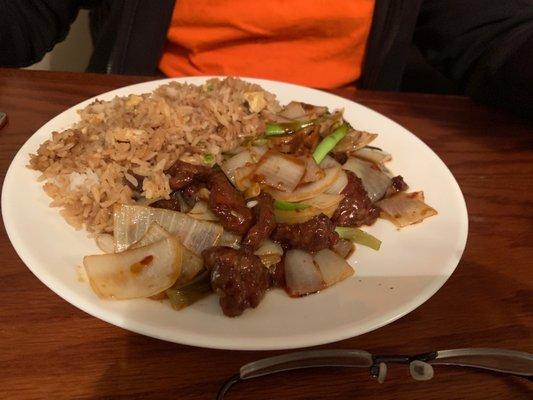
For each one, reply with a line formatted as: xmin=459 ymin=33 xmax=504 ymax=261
xmin=242 ymin=192 xmax=276 ymax=250
xmin=208 ymin=171 xmax=253 ymax=234
xmin=385 ymin=175 xmax=409 ymax=197
xmin=272 ymin=214 xmax=338 ymax=252
xmin=203 ymin=246 xmax=269 ymax=317
xmin=166 ymin=160 xmax=211 ymax=191
xmin=149 ymin=191 xmax=181 ymax=212
xmin=269 ymin=126 xmax=320 ymax=155
xmin=332 ymin=171 xmax=379 ymax=227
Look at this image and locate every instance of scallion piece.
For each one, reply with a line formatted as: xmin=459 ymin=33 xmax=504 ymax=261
xmin=335 ymin=226 xmax=381 ymax=251
xmin=166 ymin=273 xmax=212 ymax=311
xmin=202 ymin=153 xmax=215 ymax=164
xmin=312 ymin=123 xmax=349 ymax=164
xmin=273 ymin=199 xmax=311 ymax=210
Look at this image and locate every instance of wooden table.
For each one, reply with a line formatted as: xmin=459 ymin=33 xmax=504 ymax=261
xmin=0 ymin=69 xmax=531 ymax=400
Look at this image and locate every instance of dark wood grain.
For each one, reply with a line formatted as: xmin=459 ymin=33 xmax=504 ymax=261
xmin=0 ymin=68 xmax=531 ymax=400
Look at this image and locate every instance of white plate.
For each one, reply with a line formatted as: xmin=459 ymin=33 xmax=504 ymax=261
xmin=2 ymin=77 xmax=468 ymax=350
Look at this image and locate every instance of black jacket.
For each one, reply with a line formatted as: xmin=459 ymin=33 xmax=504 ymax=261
xmin=2 ymin=0 xmax=533 ymax=115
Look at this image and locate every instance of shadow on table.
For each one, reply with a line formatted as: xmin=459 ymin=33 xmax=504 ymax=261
xmin=87 ymin=264 xmax=532 ymax=400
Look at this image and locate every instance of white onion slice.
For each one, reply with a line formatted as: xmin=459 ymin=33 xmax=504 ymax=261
xmin=221 ymin=150 xmax=252 ymax=184
xmin=249 ymin=146 xmax=268 ymax=162
xmin=325 ymin=170 xmax=348 ymax=194
xmin=279 ymin=101 xmax=307 ymax=120
xmin=84 ymin=236 xmax=182 ymax=299
xmin=377 ymin=191 xmax=437 ymax=228
xmin=113 ymin=204 xmax=223 ymax=254
xmin=301 ymin=156 xmax=325 ymax=184
xmin=254 ymin=240 xmax=283 ymax=268
xmin=188 ymin=201 xmax=219 ymax=222
xmin=95 ymin=234 xmax=115 ymax=253
xmin=343 ymin=157 xmax=391 ymax=202
xmin=285 ymin=249 xmax=324 ymax=297
xmin=334 ymin=130 xmax=378 ymax=154
xmin=353 ymin=147 xmax=391 ymax=165
xmin=130 ymin=222 xmax=169 ymax=249
xmin=268 ymin=166 xmax=341 ymax=202
xmin=305 ymin=193 xmax=344 ymax=210
xmin=130 ymin=222 xmax=203 ymax=284
xmin=319 ymin=155 xmax=341 ymax=169
xmin=234 ymin=163 xmax=256 ymax=191
xmin=254 ymin=239 xmax=283 ymax=257
xmin=253 ymin=152 xmax=306 ymax=192
xmin=313 ymin=249 xmax=354 ymax=287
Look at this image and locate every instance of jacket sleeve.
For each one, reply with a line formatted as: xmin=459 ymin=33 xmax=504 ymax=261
xmin=414 ymin=0 xmax=533 ymax=116
xmin=0 ymin=0 xmax=93 ymax=67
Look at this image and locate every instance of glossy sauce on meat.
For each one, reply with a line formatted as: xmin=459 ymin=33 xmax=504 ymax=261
xmin=333 ymin=171 xmax=379 ymax=227
xmin=166 ymin=160 xmax=211 ymax=190
xmin=272 ymin=214 xmax=338 ymax=252
xmin=242 ymin=192 xmax=277 ymax=250
xmin=149 ymin=192 xmax=181 ymax=211
xmin=208 ymin=172 xmax=253 ymax=234
xmin=203 ymin=246 xmax=269 ymax=317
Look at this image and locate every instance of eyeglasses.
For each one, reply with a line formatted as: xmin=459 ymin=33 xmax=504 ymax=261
xmin=217 ymin=348 xmax=533 ymax=399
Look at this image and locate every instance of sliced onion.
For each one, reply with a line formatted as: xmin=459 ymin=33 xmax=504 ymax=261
xmin=113 ymin=204 xmax=224 ymax=254
xmin=273 ymin=194 xmax=342 ymax=223
xmin=254 ymin=239 xmax=283 ymax=257
xmin=220 ymin=150 xmax=252 ymax=184
xmin=130 ymin=222 xmax=169 ymax=249
xmin=319 ymin=155 xmax=341 ymax=169
xmin=285 ymin=249 xmax=324 ymax=297
xmin=377 ymin=191 xmax=437 ymax=228
xmin=188 ymin=201 xmax=219 ymax=222
xmin=95 ymin=234 xmax=115 ymax=253
xmin=325 ymin=169 xmax=348 ymax=194
xmin=253 ymin=152 xmax=306 ymax=192
xmin=334 ymin=130 xmax=378 ymax=154
xmin=353 ymin=147 xmax=391 ymax=165
xmin=343 ymin=157 xmax=391 ymax=202
xmin=254 ymin=239 xmax=283 ymax=267
xmin=301 ymin=156 xmax=325 ymax=184
xmin=305 ymin=193 xmax=344 ymax=210
xmin=249 ymin=146 xmax=268 ymax=162
xmin=274 ymin=204 xmax=336 ymax=224
xmin=219 ymin=230 xmax=241 ymax=249
xmin=84 ymin=236 xmax=182 ymax=299
xmin=234 ymin=163 xmax=256 ymax=191
xmin=313 ymin=249 xmax=354 ymax=287
xmin=279 ymin=101 xmax=307 ymax=120
xmin=331 ymin=239 xmax=355 ymax=259
xmin=130 ymin=222 xmax=204 ymax=284
xmin=267 ymin=166 xmax=341 ymax=202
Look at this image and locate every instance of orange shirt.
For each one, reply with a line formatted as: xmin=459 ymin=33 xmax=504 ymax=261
xmin=159 ymin=1 xmax=375 ymax=89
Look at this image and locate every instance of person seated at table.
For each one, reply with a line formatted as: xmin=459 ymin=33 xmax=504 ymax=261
xmin=1 ymin=0 xmax=532 ymax=116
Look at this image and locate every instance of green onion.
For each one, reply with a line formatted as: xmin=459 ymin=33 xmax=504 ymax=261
xmin=312 ymin=123 xmax=349 ymax=164
xmin=202 ymin=153 xmax=215 ymax=164
xmin=273 ymin=200 xmax=311 ymax=210
xmin=265 ymin=120 xmax=316 ymax=136
xmin=166 ymin=273 xmax=212 ymax=311
xmin=335 ymin=226 xmax=381 ymax=251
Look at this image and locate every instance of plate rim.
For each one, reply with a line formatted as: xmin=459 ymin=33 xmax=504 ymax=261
xmin=1 ymin=76 xmax=469 ymax=350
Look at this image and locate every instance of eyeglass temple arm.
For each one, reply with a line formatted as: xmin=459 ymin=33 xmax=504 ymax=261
xmin=217 ymin=350 xmax=373 ymax=400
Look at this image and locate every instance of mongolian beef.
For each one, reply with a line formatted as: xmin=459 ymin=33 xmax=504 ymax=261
xmin=30 ymin=78 xmax=437 ymax=317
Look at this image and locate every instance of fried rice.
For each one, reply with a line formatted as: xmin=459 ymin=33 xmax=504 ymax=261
xmin=28 ymin=78 xmax=281 ymax=233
